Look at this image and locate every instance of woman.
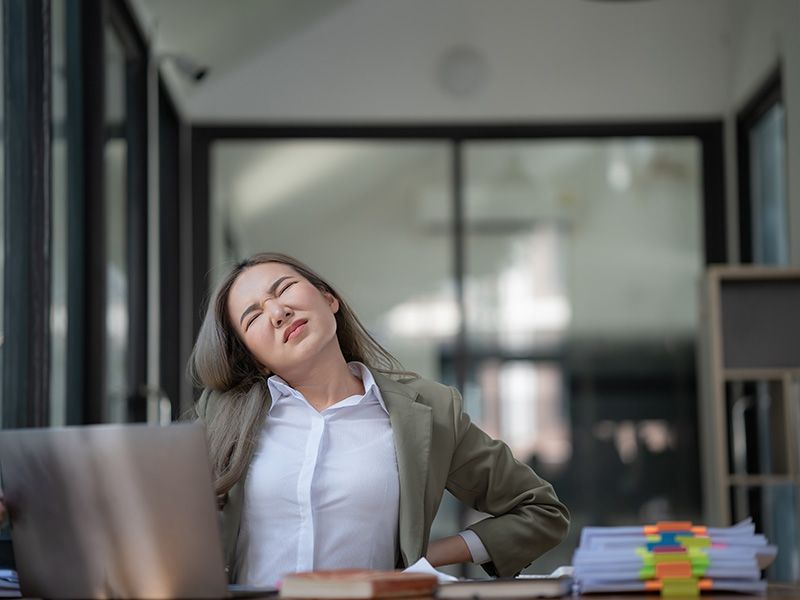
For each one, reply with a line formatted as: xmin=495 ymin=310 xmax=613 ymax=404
xmin=189 ymin=252 xmax=569 ymax=587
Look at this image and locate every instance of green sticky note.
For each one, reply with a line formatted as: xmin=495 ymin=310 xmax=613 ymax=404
xmin=661 ymin=578 xmax=700 ymax=597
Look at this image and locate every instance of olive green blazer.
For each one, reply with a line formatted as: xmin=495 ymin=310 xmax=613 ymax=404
xmin=196 ymin=370 xmax=569 ymax=580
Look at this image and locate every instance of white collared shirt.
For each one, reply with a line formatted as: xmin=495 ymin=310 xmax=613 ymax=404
xmin=235 ymin=362 xmax=400 ymax=587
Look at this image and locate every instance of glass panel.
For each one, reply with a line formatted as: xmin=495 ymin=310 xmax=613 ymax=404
xmin=212 ymin=136 xmax=705 ymax=577
xmin=211 ymin=140 xmax=454 ymax=380
xmin=463 ymin=139 xmax=703 ymax=572
xmin=50 ymin=0 xmax=68 ymax=426
xmin=105 ymin=25 xmax=129 ymax=423
xmin=750 ymin=102 xmax=788 ymax=265
xmin=725 ymin=380 xmax=789 ymax=476
xmin=730 ymin=484 xmax=799 ymax=581
xmin=0 ymin=0 xmax=5 ymax=428
xmin=212 ymin=139 xmax=463 ymax=573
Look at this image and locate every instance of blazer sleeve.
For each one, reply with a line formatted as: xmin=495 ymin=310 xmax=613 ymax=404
xmin=443 ymin=386 xmax=570 ymax=578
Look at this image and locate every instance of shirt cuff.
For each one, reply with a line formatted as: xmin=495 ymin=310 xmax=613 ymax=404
xmin=457 ymin=529 xmax=491 ymax=565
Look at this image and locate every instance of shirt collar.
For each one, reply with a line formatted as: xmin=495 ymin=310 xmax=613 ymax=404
xmin=267 ymin=361 xmax=388 ymax=415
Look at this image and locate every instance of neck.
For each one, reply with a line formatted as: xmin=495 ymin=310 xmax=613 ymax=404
xmin=281 ymin=354 xmax=365 ymax=412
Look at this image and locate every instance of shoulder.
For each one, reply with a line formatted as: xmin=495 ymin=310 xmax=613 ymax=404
xmin=402 ymin=376 xmax=458 ymax=405
xmin=375 ymin=370 xmax=454 ymax=396
xmin=373 ymin=370 xmax=462 ymax=414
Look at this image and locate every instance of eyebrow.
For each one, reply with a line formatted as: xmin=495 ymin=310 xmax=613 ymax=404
xmin=238 ymin=275 xmax=291 ymax=327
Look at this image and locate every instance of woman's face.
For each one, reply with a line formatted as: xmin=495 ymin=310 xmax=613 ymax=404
xmin=226 ymin=262 xmax=340 ymax=379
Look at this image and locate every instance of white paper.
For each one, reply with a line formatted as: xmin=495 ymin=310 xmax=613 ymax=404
xmin=403 ymin=557 xmax=460 ymax=581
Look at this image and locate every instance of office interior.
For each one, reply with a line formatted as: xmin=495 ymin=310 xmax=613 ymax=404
xmin=2 ymin=0 xmax=799 ymax=582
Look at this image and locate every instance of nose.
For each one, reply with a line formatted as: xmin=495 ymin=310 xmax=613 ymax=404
xmin=265 ymin=298 xmax=292 ymax=327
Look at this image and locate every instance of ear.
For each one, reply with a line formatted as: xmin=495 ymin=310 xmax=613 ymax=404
xmin=323 ymin=291 xmax=339 ymax=314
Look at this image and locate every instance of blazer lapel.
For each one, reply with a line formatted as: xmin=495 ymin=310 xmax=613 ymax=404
xmin=372 ymin=371 xmax=432 ymax=567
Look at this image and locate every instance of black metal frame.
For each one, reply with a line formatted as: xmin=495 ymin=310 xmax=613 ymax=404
xmin=736 ymin=66 xmax=783 ymax=264
xmin=70 ymin=0 xmax=149 ymax=424
xmin=3 ymin=0 xmax=183 ymax=431
xmin=64 ymin=0 xmax=86 ymax=425
xmin=190 ymin=120 xmax=727 ymax=398
xmin=109 ymin=0 xmax=149 ymax=423
xmin=158 ymin=79 xmax=183 ymax=421
xmin=2 ymin=0 xmax=52 ymax=428
xmin=75 ymin=0 xmax=107 ymax=424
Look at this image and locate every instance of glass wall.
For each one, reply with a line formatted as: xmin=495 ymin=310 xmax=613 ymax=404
xmin=50 ymin=0 xmax=68 ymax=426
xmin=749 ymin=102 xmax=788 ymax=265
xmin=0 ymin=0 xmax=4 ymax=429
xmin=0 ymin=0 xmax=173 ymax=429
xmin=210 ymin=135 xmax=705 ymax=574
xmin=462 ymin=139 xmax=703 ymax=572
xmin=211 ymin=140 xmax=455 ymax=380
xmin=104 ymin=23 xmax=130 ymax=423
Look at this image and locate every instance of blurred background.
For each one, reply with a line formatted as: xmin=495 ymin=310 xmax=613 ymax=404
xmin=2 ymin=0 xmax=799 ymax=580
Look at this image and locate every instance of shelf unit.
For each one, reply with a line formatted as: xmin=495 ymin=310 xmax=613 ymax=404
xmin=699 ymin=265 xmax=800 ymax=581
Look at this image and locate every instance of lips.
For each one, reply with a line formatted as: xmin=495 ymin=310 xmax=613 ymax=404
xmin=283 ymin=319 xmax=308 ymax=343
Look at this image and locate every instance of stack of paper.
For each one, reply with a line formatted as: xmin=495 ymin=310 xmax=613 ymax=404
xmin=572 ymin=518 xmax=777 ymax=596
xmin=0 ymin=570 xmax=20 ymax=599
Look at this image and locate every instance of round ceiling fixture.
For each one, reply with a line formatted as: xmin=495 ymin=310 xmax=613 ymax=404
xmin=437 ymin=45 xmax=489 ymax=99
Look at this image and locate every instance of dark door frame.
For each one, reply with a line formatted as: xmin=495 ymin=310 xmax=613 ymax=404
xmin=736 ymin=66 xmax=783 ymax=264
xmin=73 ymin=0 xmax=149 ymax=424
xmin=186 ymin=120 xmax=726 ymax=410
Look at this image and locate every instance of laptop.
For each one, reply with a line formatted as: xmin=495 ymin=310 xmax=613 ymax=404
xmin=0 ymin=422 xmax=277 ymax=599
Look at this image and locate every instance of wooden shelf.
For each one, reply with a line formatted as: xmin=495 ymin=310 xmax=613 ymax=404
xmin=722 ymin=369 xmax=800 ymax=381
xmin=726 ymin=474 xmax=800 ymax=486
xmin=699 ymin=265 xmax=800 ymax=554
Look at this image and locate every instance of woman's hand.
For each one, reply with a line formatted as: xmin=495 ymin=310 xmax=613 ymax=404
xmin=425 ymin=535 xmax=472 ymax=568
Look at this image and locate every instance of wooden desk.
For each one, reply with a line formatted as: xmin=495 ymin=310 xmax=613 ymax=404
xmin=15 ymin=583 xmax=800 ymax=599
xmin=572 ymin=584 xmax=800 ymax=600
xmin=273 ymin=584 xmax=800 ymax=600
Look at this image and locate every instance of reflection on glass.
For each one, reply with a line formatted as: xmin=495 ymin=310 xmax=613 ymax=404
xmin=490 ymin=360 xmax=569 ymax=466
xmin=731 ymin=484 xmax=799 ymax=581
xmin=211 ymin=140 xmax=454 ymax=380
xmin=750 ymin=102 xmax=788 ymax=265
xmin=50 ymin=0 xmax=68 ymax=425
xmin=105 ymin=26 xmax=129 ymax=423
xmin=212 ymin=139 xmax=463 ymax=574
xmin=464 ymin=139 xmax=703 ymax=572
xmin=725 ymin=380 xmax=789 ymax=476
xmin=211 ymin=135 xmax=705 ymax=576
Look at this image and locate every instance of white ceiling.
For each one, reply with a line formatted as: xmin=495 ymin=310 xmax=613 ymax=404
xmin=138 ymin=0 xmax=355 ymax=106
xmin=131 ymin=0 xmax=747 ymax=123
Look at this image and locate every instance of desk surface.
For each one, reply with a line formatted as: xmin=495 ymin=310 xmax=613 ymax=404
xmin=572 ymin=584 xmax=800 ymax=600
xmin=268 ymin=584 xmax=800 ymax=600
xmin=14 ymin=584 xmax=800 ymax=599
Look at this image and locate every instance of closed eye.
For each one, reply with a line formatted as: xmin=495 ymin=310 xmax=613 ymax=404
xmin=279 ymin=281 xmax=296 ymax=295
xmin=245 ymin=312 xmax=260 ymax=330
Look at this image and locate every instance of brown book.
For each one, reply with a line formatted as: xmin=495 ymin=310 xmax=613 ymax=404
xmin=436 ymin=577 xmax=573 ymax=599
xmin=279 ymin=569 xmax=438 ymax=599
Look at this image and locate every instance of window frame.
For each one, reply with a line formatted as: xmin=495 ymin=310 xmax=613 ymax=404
xmin=2 ymin=0 xmax=52 ymax=428
xmin=736 ymin=66 xmax=785 ymax=264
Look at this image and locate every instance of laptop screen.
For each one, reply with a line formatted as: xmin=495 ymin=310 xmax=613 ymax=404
xmin=0 ymin=422 xmax=231 ymax=600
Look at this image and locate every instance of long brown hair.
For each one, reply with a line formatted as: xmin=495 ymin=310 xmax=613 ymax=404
xmin=188 ymin=252 xmax=409 ymax=506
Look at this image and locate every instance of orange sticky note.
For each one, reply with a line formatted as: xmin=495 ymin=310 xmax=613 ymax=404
xmin=656 ymin=562 xmax=693 ymax=579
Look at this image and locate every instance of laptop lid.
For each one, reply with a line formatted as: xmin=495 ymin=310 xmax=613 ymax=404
xmin=0 ymin=422 xmax=231 ymax=600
